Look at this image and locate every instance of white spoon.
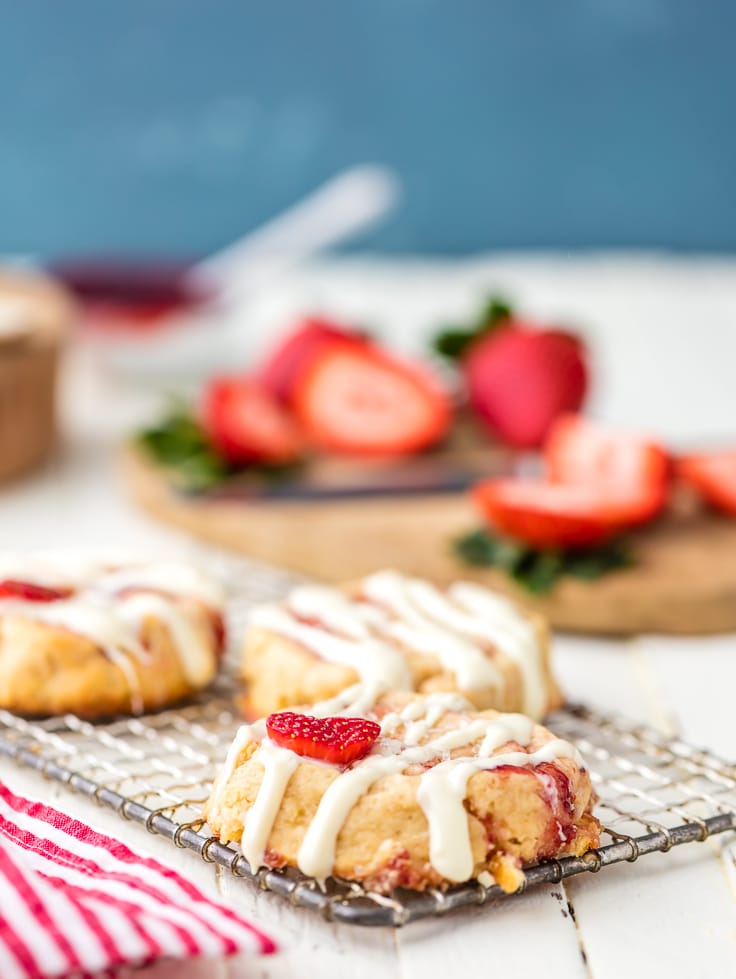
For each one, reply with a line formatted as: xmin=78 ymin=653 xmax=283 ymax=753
xmin=104 ymin=164 xmax=401 ymax=381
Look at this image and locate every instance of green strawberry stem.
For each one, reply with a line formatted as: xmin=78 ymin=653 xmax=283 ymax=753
xmin=454 ymin=528 xmax=633 ymax=594
xmin=136 ymin=403 xmax=301 ymax=492
xmin=432 ymin=296 xmax=514 ymax=361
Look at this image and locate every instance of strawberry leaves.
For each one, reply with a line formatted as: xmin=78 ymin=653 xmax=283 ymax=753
xmin=432 ymin=296 xmax=513 ymax=361
xmin=137 ymin=402 xmax=302 ymax=492
xmin=138 ymin=406 xmax=230 ymax=490
xmin=455 ymin=527 xmax=632 ymax=594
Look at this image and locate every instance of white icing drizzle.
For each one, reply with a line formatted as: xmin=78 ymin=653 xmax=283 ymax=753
xmin=0 ymin=597 xmax=151 ymax=663
xmin=249 ymin=604 xmax=412 ymax=701
xmin=252 ymin=571 xmax=547 ymax=718
xmin=95 ymin=563 xmax=225 ymax=606
xmin=115 ymin=592 xmax=215 ymax=687
xmin=286 ymin=585 xmax=381 ymax=639
xmin=103 ymin=646 xmax=145 ymax=716
xmin=0 ymin=554 xmax=225 ymax=603
xmin=447 ymin=582 xmax=546 ymax=719
xmin=220 ymin=691 xmax=581 ymax=882
xmin=381 ymin=691 xmax=473 ymax=743
xmin=0 ymin=556 xmax=224 ymax=713
xmin=417 ymin=737 xmax=577 ymax=881
xmin=0 ymin=553 xmax=131 ymax=589
xmin=211 ymin=722 xmax=263 ymax=804
xmin=240 ymin=743 xmax=301 ymax=871
xmin=367 ymin=572 xmax=545 ymax=718
xmin=311 ymin=683 xmax=377 ymax=718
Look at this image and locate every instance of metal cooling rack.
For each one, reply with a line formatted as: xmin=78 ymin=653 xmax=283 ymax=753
xmin=0 ymin=553 xmax=735 ymax=927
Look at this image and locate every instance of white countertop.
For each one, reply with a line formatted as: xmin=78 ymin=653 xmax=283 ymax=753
xmin=2 ymin=254 xmax=736 ymax=978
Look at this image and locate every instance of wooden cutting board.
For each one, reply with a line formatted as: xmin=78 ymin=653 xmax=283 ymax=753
xmin=121 ymin=446 xmax=736 ymax=636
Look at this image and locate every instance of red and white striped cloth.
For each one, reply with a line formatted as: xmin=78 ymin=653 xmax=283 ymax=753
xmin=0 ymin=783 xmax=275 ymax=978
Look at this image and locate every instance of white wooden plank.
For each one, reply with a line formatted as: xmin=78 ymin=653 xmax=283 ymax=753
xmin=552 ymin=635 xmax=653 ymax=719
xmin=636 ymin=632 xmax=736 ymax=967
xmin=636 ymin=633 xmax=736 ymax=758
xmin=396 ymin=884 xmax=588 ymax=979
xmin=215 ymin=871 xmax=400 ymax=979
xmin=567 ymin=843 xmax=736 ymax=979
xmin=551 ymin=632 xmax=736 ymax=979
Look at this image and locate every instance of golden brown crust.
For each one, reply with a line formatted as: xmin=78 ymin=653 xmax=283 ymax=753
xmin=0 ymin=598 xmax=221 ymax=719
xmin=241 ymin=591 xmax=561 ymax=720
xmin=205 ymin=691 xmax=599 ymax=894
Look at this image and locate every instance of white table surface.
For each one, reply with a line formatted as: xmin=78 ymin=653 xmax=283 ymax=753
xmin=2 ymin=254 xmax=736 ymax=978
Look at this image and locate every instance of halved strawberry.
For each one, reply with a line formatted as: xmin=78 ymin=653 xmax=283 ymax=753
xmin=201 ymin=376 xmax=303 ymax=466
xmin=678 ymin=452 xmax=736 ymax=516
xmin=472 ymin=479 xmax=659 ymax=549
xmin=545 ymin=414 xmax=669 ymax=525
xmin=266 ymin=712 xmax=381 ymax=765
xmin=256 ymin=318 xmax=364 ymax=404
xmin=0 ymin=580 xmax=69 ymax=602
xmin=546 ymin=413 xmax=669 ymax=488
xmin=293 ymin=345 xmax=451 ymax=456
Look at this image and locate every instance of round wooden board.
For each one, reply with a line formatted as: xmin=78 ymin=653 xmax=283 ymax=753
xmin=121 ymin=447 xmax=736 ymax=636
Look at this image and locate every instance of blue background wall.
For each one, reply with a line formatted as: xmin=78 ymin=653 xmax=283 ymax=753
xmin=1 ymin=1 xmax=734 ymax=257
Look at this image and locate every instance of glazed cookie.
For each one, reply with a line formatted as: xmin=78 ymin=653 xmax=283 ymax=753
xmin=242 ymin=570 xmax=560 ymax=721
xmin=0 ymin=554 xmax=225 ymax=718
xmin=205 ymin=688 xmax=600 ymax=894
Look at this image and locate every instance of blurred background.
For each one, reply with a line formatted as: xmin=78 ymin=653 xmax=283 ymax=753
xmin=2 ymin=0 xmax=735 ymax=258
xmin=4 ymin=11 xmax=736 ymax=967
xmin=1 ymin=0 xmax=736 ymax=543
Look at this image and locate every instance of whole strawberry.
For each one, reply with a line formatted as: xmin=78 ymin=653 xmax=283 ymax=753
xmin=434 ymin=298 xmax=589 ymax=449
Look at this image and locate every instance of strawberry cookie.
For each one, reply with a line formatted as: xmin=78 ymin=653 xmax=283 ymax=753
xmin=204 ymin=689 xmax=600 ymax=894
xmin=241 ymin=570 xmax=561 ymax=721
xmin=0 ymin=554 xmax=225 ymax=718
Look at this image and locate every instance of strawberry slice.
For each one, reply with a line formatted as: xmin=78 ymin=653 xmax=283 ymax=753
xmin=256 ymin=318 xmax=364 ymax=404
xmin=201 ymin=376 xmax=303 ymax=466
xmin=678 ymin=452 xmax=736 ymax=516
xmin=266 ymin=712 xmax=381 ymax=765
xmin=545 ymin=414 xmax=669 ymax=525
xmin=293 ymin=345 xmax=451 ymax=456
xmin=472 ymin=479 xmax=658 ymax=549
xmin=0 ymin=580 xmax=69 ymax=602
xmin=546 ymin=414 xmax=669 ymax=489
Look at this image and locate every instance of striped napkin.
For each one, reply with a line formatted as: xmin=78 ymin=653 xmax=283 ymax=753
xmin=0 ymin=783 xmax=275 ymax=978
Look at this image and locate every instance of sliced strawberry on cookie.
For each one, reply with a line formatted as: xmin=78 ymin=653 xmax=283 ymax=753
xmin=293 ymin=344 xmax=451 ymax=456
xmin=266 ymin=712 xmax=381 ymax=765
xmin=201 ymin=376 xmax=303 ymax=466
xmin=545 ymin=414 xmax=669 ymax=524
xmin=0 ymin=580 xmax=69 ymax=602
xmin=472 ymin=479 xmax=657 ymax=549
xmin=256 ymin=317 xmax=364 ymax=404
xmin=678 ymin=452 xmax=736 ymax=516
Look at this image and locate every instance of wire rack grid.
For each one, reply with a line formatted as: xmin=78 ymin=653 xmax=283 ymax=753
xmin=0 ymin=554 xmax=735 ymax=927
